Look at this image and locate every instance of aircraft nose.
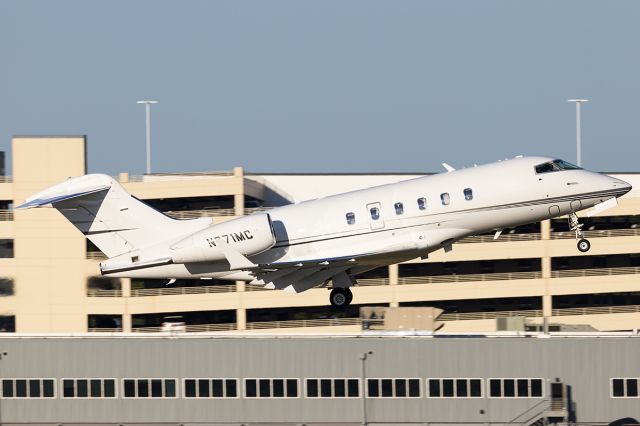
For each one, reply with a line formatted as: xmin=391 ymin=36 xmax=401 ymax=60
xmin=609 ymin=177 xmax=632 ymax=196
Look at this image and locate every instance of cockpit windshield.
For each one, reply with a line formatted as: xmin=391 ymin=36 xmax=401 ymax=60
xmin=534 ymin=159 xmax=582 ymax=174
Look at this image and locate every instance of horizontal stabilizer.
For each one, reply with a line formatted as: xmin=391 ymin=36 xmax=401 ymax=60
xmin=16 ymin=185 xmax=110 ymax=209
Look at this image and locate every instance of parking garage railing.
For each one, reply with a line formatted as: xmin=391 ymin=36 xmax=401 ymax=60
xmin=130 ymin=284 xmax=236 ymax=297
xmin=551 ymin=304 xmax=640 ymax=317
xmin=246 ymin=317 xmax=361 ymax=330
xmin=86 ymin=289 xmax=123 ymax=297
xmin=131 ymin=323 xmax=237 ymax=333
xmin=439 ymin=304 xmax=640 ymax=322
xmin=86 ymin=266 xmax=640 ymax=297
xmin=398 ymin=271 xmax=542 ymax=285
xmin=121 ymin=171 xmax=235 ymax=183
xmin=86 ymin=252 xmax=107 ymax=260
xmin=551 ymin=228 xmax=640 ymax=239
xmin=89 ymin=305 xmax=640 ymax=333
xmin=439 ymin=309 xmax=544 ymax=321
xmin=0 ymin=210 xmax=13 ymax=221
xmin=551 ymin=266 xmax=640 ymax=278
xmin=458 ymin=233 xmax=542 ymax=243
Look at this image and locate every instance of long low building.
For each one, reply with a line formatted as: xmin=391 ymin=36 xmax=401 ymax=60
xmin=0 ymin=136 xmax=640 ymax=334
xmin=0 ymin=333 xmax=638 ymax=425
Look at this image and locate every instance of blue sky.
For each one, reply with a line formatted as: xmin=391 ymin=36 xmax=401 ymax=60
xmin=1 ymin=1 xmax=639 ymax=174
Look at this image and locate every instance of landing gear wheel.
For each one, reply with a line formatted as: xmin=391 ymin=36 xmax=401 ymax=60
xmin=577 ymin=239 xmax=591 ymax=253
xmin=345 ymin=288 xmax=353 ymax=305
xmin=330 ymin=288 xmax=351 ymax=307
xmin=568 ymin=212 xmax=590 ymax=253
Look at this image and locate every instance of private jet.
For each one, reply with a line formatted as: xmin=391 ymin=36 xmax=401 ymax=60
xmin=18 ymin=156 xmax=632 ymax=307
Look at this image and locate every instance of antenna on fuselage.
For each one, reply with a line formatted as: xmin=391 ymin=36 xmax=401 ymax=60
xmin=442 ymin=163 xmax=455 ymax=173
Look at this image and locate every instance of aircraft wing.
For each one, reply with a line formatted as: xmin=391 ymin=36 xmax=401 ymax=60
xmin=247 ymin=253 xmax=375 ymax=293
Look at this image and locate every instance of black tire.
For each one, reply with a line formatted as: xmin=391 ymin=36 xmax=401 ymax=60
xmin=577 ymin=239 xmax=591 ymax=252
xmin=330 ymin=288 xmax=348 ymax=307
xmin=345 ymin=288 xmax=353 ymax=305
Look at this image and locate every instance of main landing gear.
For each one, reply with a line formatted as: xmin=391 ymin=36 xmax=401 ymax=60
xmin=569 ymin=212 xmax=591 ymax=253
xmin=330 ymin=287 xmax=353 ymax=307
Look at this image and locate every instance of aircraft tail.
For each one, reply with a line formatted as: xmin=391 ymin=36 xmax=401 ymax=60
xmin=17 ymin=174 xmax=211 ymax=258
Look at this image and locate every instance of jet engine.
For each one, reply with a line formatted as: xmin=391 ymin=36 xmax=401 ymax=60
xmin=170 ymin=213 xmax=276 ymax=264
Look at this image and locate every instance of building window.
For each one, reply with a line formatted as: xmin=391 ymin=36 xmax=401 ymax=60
xmin=394 ymin=202 xmax=404 ymax=215
xmin=305 ymin=378 xmax=359 ymax=398
xmin=440 ymin=193 xmax=450 ymax=206
xmin=488 ymin=378 xmax=543 ymax=398
xmin=428 ymin=379 xmax=482 ymax=398
xmin=184 ymin=379 xmax=238 ymax=398
xmin=244 ymin=379 xmax=298 ymax=398
xmin=122 ymin=379 xmax=177 ymax=398
xmin=0 ymin=239 xmax=13 ymax=258
xmin=345 ymin=212 xmax=355 ymax=225
xmin=61 ymin=379 xmax=117 ymax=398
xmin=1 ymin=379 xmax=56 ymax=398
xmin=366 ymin=379 xmax=421 ymax=398
xmin=370 ymin=207 xmax=380 ymax=220
xmin=612 ymin=378 xmax=639 ymax=398
xmin=464 ymin=188 xmax=473 ymax=201
xmin=417 ymin=197 xmax=427 ymax=210
xmin=0 ymin=278 xmax=13 ymax=296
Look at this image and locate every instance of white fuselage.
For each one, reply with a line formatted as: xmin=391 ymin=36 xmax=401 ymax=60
xmin=108 ymin=156 xmax=631 ymax=281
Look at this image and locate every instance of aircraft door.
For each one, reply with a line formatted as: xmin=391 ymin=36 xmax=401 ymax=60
xmin=366 ymin=202 xmax=385 ymax=230
xmin=549 ymin=205 xmax=560 ymax=218
xmin=570 ymin=200 xmax=582 ymax=212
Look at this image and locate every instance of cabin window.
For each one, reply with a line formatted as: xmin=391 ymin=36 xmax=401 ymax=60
xmin=417 ymin=197 xmax=427 ymax=210
xmin=370 ymin=207 xmax=380 ymax=220
xmin=440 ymin=193 xmax=450 ymax=206
xmin=464 ymin=188 xmax=473 ymax=201
xmin=394 ymin=202 xmax=404 ymax=215
xmin=345 ymin=212 xmax=355 ymax=225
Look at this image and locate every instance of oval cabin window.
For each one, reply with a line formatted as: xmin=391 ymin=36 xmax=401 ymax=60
xmin=417 ymin=197 xmax=427 ymax=210
xmin=346 ymin=212 xmax=355 ymax=225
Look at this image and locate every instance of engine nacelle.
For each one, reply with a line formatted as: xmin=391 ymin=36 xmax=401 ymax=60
xmin=170 ymin=213 xmax=276 ymax=264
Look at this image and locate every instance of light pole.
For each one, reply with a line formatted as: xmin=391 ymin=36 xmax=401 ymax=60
xmin=567 ymin=99 xmax=588 ymax=167
xmin=359 ymin=351 xmax=372 ymax=426
xmin=137 ymin=100 xmax=158 ymax=174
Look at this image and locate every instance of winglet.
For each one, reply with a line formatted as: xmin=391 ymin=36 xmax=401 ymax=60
xmin=442 ymin=163 xmax=455 ymax=173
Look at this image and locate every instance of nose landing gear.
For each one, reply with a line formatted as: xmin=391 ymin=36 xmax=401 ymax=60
xmin=330 ymin=287 xmax=353 ymax=307
xmin=569 ymin=212 xmax=591 ymax=252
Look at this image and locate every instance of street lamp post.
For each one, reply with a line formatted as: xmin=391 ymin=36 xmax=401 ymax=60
xmin=136 ymin=100 xmax=158 ymax=174
xmin=359 ymin=351 xmax=372 ymax=426
xmin=567 ymin=99 xmax=588 ymax=167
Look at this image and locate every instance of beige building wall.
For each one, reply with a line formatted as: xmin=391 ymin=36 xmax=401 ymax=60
xmin=7 ymin=136 xmax=89 ymax=331
xmin=0 ymin=136 xmax=639 ymax=334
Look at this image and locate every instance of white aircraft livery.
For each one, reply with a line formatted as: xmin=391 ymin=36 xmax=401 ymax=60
xmin=18 ymin=156 xmax=632 ymax=307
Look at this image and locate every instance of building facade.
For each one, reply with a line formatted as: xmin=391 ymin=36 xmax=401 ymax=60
xmin=0 ymin=136 xmax=639 ymax=334
xmin=0 ymin=333 xmax=637 ymax=425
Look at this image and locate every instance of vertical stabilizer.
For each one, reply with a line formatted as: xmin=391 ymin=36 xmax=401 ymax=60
xmin=17 ymin=174 xmax=211 ymax=257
